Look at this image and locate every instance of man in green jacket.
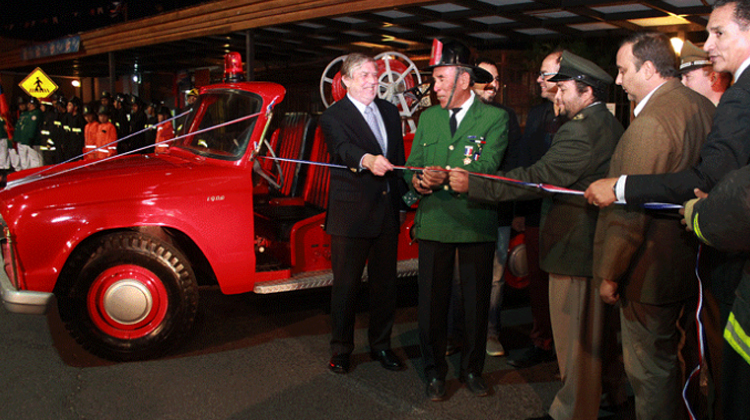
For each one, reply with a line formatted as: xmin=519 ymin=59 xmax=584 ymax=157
xmin=10 ymin=96 xmax=43 ymax=170
xmin=450 ymin=51 xmax=624 ymax=420
xmin=404 ymin=38 xmax=508 ymax=401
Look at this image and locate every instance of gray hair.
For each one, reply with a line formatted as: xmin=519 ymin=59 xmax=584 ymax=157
xmin=340 ymin=53 xmax=377 ymax=79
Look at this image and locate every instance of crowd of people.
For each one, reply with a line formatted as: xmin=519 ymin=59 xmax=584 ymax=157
xmin=319 ymin=1 xmax=750 ymax=420
xmin=0 ymin=88 xmax=199 ymax=173
xmin=1 ymin=2 xmax=749 ymax=418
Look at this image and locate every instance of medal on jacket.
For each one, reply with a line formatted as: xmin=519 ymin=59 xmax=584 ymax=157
xmin=465 ymin=136 xmax=485 ymax=164
xmin=463 ymin=145 xmax=473 ymax=165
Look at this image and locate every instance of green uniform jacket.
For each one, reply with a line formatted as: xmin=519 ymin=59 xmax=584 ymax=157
xmin=468 ymin=102 xmax=623 ymax=277
xmin=14 ymin=108 xmax=42 ymax=146
xmin=404 ymin=97 xmax=508 ymax=243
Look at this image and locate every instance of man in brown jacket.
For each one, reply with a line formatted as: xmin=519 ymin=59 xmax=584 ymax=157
xmin=593 ymin=32 xmax=715 ymax=420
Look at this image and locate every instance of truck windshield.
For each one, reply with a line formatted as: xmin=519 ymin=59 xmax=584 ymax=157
xmin=174 ymin=90 xmax=262 ymax=160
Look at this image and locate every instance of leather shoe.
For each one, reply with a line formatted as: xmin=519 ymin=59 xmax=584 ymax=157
xmin=425 ymin=377 xmax=446 ymax=401
xmin=507 ymin=345 xmax=556 ymax=369
xmin=461 ymin=373 xmax=489 ymax=397
xmin=370 ymin=349 xmax=404 ymax=371
xmin=329 ymin=353 xmax=350 ymax=374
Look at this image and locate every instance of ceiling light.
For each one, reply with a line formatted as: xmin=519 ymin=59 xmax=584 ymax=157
xmin=671 ymin=37 xmax=684 ymax=55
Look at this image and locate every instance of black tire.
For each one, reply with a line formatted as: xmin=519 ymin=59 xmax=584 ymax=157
xmin=57 ymin=231 xmax=199 ymax=361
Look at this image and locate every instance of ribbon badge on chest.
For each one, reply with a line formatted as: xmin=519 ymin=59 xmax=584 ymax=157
xmin=463 ymin=136 xmax=486 ymax=165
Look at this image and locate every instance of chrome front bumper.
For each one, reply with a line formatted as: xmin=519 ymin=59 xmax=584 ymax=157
xmin=0 ymin=268 xmax=53 ymax=314
xmin=0 ymin=216 xmax=53 ymax=315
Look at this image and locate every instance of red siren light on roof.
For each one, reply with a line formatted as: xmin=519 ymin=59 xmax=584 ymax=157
xmin=224 ymin=52 xmax=244 ymax=83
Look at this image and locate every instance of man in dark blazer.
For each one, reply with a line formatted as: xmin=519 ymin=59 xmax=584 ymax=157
xmin=318 ymin=53 xmax=407 ymax=375
xmin=594 ymin=32 xmax=714 ymax=420
xmin=450 ymin=51 xmax=625 ymax=420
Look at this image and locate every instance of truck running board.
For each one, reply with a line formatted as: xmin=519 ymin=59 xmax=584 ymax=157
xmin=253 ymin=258 xmax=419 ymax=294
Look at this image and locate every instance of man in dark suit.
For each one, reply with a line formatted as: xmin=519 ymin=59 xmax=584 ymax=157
xmin=594 ymin=32 xmax=714 ymax=420
xmin=450 ymin=51 xmax=625 ymax=420
xmin=318 ymin=53 xmax=407 ymax=375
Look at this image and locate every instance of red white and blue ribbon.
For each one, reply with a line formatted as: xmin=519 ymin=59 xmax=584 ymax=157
xmin=257 ymin=156 xmax=685 ymax=210
xmin=683 ymin=245 xmax=705 ymax=420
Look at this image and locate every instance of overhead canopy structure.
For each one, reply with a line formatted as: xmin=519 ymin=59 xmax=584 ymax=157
xmin=0 ymin=0 xmax=713 ymax=78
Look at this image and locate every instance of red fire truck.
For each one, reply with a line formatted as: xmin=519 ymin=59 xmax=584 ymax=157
xmin=0 ymin=60 xmax=421 ymax=361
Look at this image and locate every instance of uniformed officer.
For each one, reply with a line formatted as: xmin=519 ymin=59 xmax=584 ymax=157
xmin=38 ymin=96 xmax=58 ymax=165
xmin=679 ymin=40 xmax=731 ymax=106
xmin=403 ymin=38 xmax=508 ymax=401
xmin=98 ymin=91 xmax=114 ymax=116
xmin=51 ymin=95 xmax=68 ymax=163
xmin=144 ymin=101 xmax=159 ymax=153
xmin=122 ymin=95 xmax=147 ymax=154
xmin=176 ymin=88 xmax=198 ymax=133
xmin=13 ymin=96 xmax=27 ymax=125
xmin=10 ymin=96 xmax=43 ymax=170
xmin=63 ymin=96 xmax=86 ymax=162
xmin=112 ymin=93 xmax=130 ymax=139
xmin=450 ymin=51 xmax=625 ymax=420
xmin=83 ymin=104 xmax=99 ymax=159
xmin=154 ymin=106 xmax=174 ymax=153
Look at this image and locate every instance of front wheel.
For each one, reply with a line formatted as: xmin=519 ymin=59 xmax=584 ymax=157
xmin=57 ymin=232 xmax=199 ymax=361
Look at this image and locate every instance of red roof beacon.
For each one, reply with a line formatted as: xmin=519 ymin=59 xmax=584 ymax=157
xmin=224 ymin=52 xmax=244 ymax=83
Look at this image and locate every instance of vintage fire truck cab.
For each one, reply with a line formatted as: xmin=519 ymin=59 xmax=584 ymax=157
xmin=0 ymin=79 xmax=418 ymax=361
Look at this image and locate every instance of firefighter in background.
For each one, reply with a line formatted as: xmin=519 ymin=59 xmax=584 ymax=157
xmin=122 ymin=95 xmax=147 ymax=154
xmin=144 ymin=101 xmax=159 ymax=154
xmin=9 ymin=97 xmax=43 ymax=170
xmin=154 ymin=106 xmax=174 ymax=153
xmin=51 ymin=96 xmax=68 ymax=163
xmin=38 ymin=96 xmax=58 ymax=165
xmin=98 ymin=91 xmax=114 ymax=116
xmin=13 ymin=96 xmax=27 ymax=125
xmin=92 ymin=106 xmax=117 ymax=160
xmin=83 ymin=104 xmax=99 ymax=159
xmin=112 ymin=93 xmax=130 ymax=139
xmin=176 ymin=88 xmax=198 ymax=133
xmin=63 ymin=97 xmax=86 ymax=162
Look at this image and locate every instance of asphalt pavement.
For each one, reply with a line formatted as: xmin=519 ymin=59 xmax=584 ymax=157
xmin=1 ymin=283 xmax=576 ymax=420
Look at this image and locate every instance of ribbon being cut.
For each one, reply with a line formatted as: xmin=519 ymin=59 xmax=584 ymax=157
xmin=257 ymin=155 xmax=684 ymax=210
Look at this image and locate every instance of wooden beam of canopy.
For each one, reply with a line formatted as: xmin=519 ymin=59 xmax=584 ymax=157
xmin=0 ymin=0 xmax=434 ymax=71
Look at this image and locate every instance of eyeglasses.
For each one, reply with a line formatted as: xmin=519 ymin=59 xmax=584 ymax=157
xmin=538 ymin=72 xmax=556 ymax=79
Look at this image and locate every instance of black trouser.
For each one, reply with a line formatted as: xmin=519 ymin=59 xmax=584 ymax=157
xmin=329 ymin=212 xmax=398 ymax=356
xmin=418 ymin=240 xmax=494 ymax=380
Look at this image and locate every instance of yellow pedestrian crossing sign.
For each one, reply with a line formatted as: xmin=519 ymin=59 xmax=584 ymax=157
xmin=19 ymin=67 xmax=58 ymax=98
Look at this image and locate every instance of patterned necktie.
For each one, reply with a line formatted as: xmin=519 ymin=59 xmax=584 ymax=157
xmin=450 ymin=107 xmax=462 ymax=136
xmin=365 ymin=104 xmax=386 ymax=155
